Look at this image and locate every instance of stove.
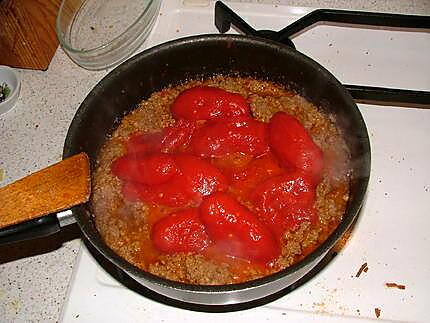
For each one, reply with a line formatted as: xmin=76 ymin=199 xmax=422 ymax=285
xmin=61 ymin=1 xmax=430 ymax=322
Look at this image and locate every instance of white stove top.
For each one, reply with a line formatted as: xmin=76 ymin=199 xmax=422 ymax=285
xmin=61 ymin=1 xmax=430 ymax=322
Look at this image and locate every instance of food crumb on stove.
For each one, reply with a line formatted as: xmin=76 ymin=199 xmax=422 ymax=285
xmin=75 ymin=314 xmax=79 ymax=318
xmin=176 ymin=29 xmax=180 ymax=32
xmin=375 ymin=308 xmax=381 ymax=318
xmin=329 ymin=43 xmax=333 ymax=47
xmin=355 ymin=262 xmax=368 ymax=277
xmin=385 ymin=282 xmax=406 ymax=290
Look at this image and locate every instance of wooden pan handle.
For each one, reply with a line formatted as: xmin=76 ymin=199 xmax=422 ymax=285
xmin=0 ymin=153 xmax=91 ymax=229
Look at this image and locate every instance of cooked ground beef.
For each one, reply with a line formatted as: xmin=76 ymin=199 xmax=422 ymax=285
xmin=92 ymin=75 xmax=351 ymax=284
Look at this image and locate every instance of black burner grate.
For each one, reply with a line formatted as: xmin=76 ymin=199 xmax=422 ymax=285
xmin=215 ymin=1 xmax=430 ymax=108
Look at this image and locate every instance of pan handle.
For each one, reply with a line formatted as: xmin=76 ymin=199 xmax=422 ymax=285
xmin=0 ymin=215 xmax=60 ymax=245
xmin=0 ymin=210 xmax=76 ymax=245
xmin=345 ymin=85 xmax=430 ymax=109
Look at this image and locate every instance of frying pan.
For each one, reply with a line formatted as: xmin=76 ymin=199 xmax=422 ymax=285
xmin=0 ymin=34 xmax=371 ymax=305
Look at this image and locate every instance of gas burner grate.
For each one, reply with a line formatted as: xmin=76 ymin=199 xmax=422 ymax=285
xmin=215 ymin=1 xmax=430 ymax=109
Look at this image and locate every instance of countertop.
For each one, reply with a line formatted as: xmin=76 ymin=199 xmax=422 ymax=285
xmin=0 ymin=0 xmax=429 ymax=322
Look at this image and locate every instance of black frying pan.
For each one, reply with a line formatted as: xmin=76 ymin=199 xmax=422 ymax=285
xmin=0 ymin=34 xmax=371 ymax=305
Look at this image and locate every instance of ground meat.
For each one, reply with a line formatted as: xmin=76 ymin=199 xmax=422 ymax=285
xmin=148 ymin=254 xmax=236 ymax=285
xmin=92 ymin=75 xmax=351 ymax=285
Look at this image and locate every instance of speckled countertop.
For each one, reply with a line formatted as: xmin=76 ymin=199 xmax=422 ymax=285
xmin=0 ymin=0 xmax=428 ymax=322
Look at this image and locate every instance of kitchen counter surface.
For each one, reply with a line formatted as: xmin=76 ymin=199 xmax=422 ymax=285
xmin=0 ymin=0 xmax=428 ymax=322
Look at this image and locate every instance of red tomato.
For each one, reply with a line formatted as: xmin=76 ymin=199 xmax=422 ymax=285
xmin=151 ymin=209 xmax=211 ymax=253
xmin=251 ymin=170 xmax=316 ymax=213
xmin=126 ymin=119 xmax=195 ymax=155
xmin=251 ymin=170 xmax=317 ymax=238
xmin=171 ymin=86 xmax=250 ymax=121
xmin=121 ymin=179 xmax=191 ymax=207
xmin=257 ymin=205 xmax=317 ymax=240
xmin=111 ymin=153 xmax=178 ymax=185
xmin=230 ymin=152 xmax=284 ymax=199
xmin=120 ymin=154 xmax=228 ymax=207
xmin=173 ymin=154 xmax=228 ymax=201
xmin=199 ymin=192 xmax=280 ymax=264
xmin=127 ymin=132 xmax=163 ymax=155
xmin=191 ymin=116 xmax=269 ymax=158
xmin=160 ymin=119 xmax=196 ymax=153
xmin=269 ymin=112 xmax=324 ymax=183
